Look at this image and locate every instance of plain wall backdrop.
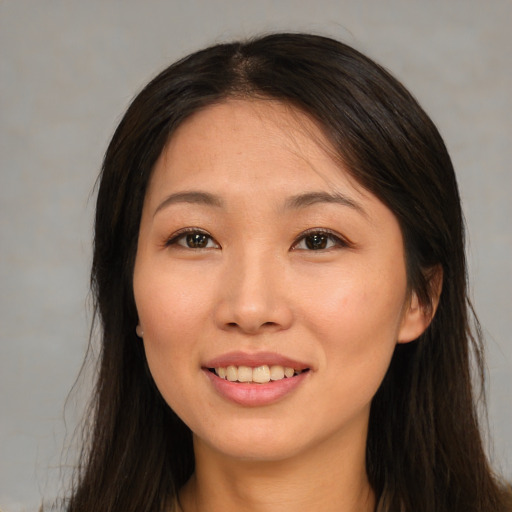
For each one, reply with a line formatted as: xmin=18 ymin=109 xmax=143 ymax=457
xmin=0 ymin=1 xmax=510 ymax=510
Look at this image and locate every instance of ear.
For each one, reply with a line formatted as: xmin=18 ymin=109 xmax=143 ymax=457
xmin=397 ymin=266 xmax=443 ymax=344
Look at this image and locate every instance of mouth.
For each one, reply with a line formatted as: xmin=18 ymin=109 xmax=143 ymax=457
xmin=203 ymin=354 xmax=311 ymax=406
xmin=207 ymin=365 xmax=310 ymax=384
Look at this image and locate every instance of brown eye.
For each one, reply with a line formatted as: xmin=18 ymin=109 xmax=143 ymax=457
xmin=166 ymin=229 xmax=219 ymax=249
xmin=293 ymin=229 xmax=348 ymax=251
xmin=185 ymin=233 xmax=210 ymax=248
xmin=305 ymin=233 xmax=329 ymax=250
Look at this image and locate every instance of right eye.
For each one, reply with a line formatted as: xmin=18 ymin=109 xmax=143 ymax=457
xmin=166 ymin=229 xmax=219 ymax=249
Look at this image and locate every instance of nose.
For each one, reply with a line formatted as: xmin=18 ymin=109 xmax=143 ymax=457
xmin=214 ymin=250 xmax=294 ymax=335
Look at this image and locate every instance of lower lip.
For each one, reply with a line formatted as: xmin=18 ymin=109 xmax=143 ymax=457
xmin=203 ymin=369 xmax=309 ymax=407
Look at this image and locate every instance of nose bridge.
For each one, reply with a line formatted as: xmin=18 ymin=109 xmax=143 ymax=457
xmin=216 ymin=244 xmax=292 ymax=333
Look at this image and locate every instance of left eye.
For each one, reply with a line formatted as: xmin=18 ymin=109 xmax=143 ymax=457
xmin=293 ymin=231 xmax=346 ymax=251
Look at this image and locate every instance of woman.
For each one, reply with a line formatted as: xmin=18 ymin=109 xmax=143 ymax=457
xmin=66 ymin=33 xmax=511 ymax=511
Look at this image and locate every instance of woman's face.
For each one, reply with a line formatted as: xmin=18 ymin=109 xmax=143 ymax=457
xmin=133 ymin=99 xmax=426 ymax=462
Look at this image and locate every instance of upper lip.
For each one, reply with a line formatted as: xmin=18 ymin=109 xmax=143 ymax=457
xmin=203 ymin=351 xmax=311 ymax=371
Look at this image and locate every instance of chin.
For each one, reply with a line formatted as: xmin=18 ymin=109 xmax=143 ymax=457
xmin=205 ymin=440 xmax=304 ymax=463
xmin=194 ymin=422 xmax=310 ymax=462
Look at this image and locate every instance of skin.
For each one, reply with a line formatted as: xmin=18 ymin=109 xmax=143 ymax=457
xmin=133 ymin=99 xmax=433 ymax=512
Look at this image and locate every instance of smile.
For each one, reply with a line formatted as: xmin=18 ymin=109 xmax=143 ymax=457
xmin=210 ymin=365 xmax=309 ymax=384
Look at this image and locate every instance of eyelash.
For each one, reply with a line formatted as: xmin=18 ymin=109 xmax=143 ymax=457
xmin=291 ymin=228 xmax=351 ymax=251
xmin=165 ymin=228 xmax=219 ymax=249
xmin=165 ymin=227 xmax=351 ymax=251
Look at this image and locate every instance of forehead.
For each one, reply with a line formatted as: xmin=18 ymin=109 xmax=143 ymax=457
xmin=148 ymin=98 xmax=365 ymax=201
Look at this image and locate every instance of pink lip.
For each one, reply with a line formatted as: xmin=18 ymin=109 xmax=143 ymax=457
xmin=203 ymin=368 xmax=309 ymax=407
xmin=203 ymin=351 xmax=310 ymax=371
xmin=202 ymin=352 xmax=312 ymax=407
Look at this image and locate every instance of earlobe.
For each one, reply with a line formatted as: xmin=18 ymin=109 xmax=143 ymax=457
xmin=397 ymin=266 xmax=443 ymax=344
xmin=397 ymin=292 xmax=431 ymax=343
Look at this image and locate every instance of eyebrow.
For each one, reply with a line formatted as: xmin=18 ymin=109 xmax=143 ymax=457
xmin=283 ymin=191 xmax=366 ymax=216
xmin=153 ymin=189 xmax=366 ymax=217
xmin=154 ymin=191 xmax=224 ymax=217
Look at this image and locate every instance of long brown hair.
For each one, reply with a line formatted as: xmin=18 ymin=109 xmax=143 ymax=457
xmin=65 ymin=33 xmax=511 ymax=511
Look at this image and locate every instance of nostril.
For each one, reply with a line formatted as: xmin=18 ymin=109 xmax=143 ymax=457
xmin=225 ymin=321 xmax=277 ymax=330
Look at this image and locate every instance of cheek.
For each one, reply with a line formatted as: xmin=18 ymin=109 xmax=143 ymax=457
xmin=303 ymin=266 xmax=405 ymax=340
xmin=302 ymin=264 xmax=406 ymax=392
xmin=135 ymin=261 xmax=214 ymax=341
xmin=134 ymin=279 xmax=204 ymax=422
xmin=132 ymin=265 xmax=214 ymax=402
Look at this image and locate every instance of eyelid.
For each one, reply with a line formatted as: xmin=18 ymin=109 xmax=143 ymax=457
xmin=291 ymin=228 xmax=353 ymax=251
xmin=165 ymin=227 xmax=220 ymax=249
xmin=163 ymin=227 xmax=351 ymax=251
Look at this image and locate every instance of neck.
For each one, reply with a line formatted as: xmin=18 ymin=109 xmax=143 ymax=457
xmin=179 ymin=426 xmax=375 ymax=512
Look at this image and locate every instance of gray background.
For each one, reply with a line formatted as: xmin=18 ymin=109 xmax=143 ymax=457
xmin=1 ymin=1 xmax=510 ymax=510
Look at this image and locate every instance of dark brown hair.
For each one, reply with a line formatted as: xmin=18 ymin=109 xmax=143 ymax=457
xmin=66 ymin=33 xmax=511 ymax=512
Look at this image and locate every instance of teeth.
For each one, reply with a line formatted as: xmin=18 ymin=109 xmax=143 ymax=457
xmin=237 ymin=365 xmax=252 ymax=382
xmin=253 ymin=365 xmax=270 ymax=383
xmin=214 ymin=364 xmax=305 ymax=383
xmin=269 ymin=365 xmax=285 ymax=381
xmin=226 ymin=365 xmax=237 ymax=382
